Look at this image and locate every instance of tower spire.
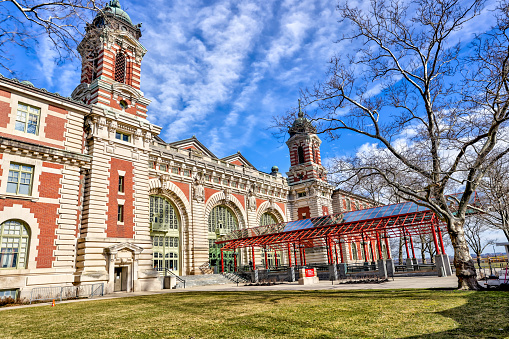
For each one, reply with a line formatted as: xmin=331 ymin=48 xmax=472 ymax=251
xmin=298 ymin=99 xmax=304 ymax=118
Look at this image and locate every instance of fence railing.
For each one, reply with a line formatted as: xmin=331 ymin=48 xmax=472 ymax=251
xmin=29 ymin=283 xmax=104 ymax=304
xmin=163 ymin=268 xmax=186 ymax=288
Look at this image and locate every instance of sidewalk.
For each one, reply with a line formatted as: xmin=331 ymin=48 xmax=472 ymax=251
xmin=0 ymin=275 xmax=458 ymax=311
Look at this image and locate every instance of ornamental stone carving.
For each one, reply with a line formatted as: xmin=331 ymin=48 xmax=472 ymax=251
xmin=247 ymin=190 xmax=257 ymax=212
xmin=108 ymin=120 xmax=117 ymax=134
xmin=193 ymin=173 xmax=205 ymax=203
xmin=98 ymin=117 xmax=107 ymax=130
xmin=159 ymin=174 xmax=170 ymax=188
xmin=85 ymin=117 xmax=95 ymax=139
xmin=134 ymin=128 xmax=143 ymax=141
xmin=222 ymin=188 xmax=231 ymax=204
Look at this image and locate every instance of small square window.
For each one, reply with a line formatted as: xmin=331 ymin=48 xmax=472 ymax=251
xmin=183 ymin=169 xmax=191 ymax=177
xmin=118 ymin=176 xmax=125 ymax=193
xmin=172 ymin=167 xmax=179 ymax=174
xmin=7 ymin=163 xmax=34 ymax=195
xmin=115 ymin=131 xmax=130 ymax=142
xmin=160 ymin=164 xmax=167 ymax=172
xmin=118 ymin=205 xmax=124 ymax=223
xmin=213 ymin=177 xmax=220 ymax=183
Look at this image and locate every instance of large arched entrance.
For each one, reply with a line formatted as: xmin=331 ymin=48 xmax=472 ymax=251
xmin=259 ymin=212 xmax=280 ymax=268
xmin=208 ymin=205 xmax=238 ymax=272
xmin=149 ymin=195 xmax=181 ymax=275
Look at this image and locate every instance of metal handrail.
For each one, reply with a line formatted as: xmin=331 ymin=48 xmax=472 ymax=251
xmin=221 ymin=271 xmax=248 ymax=284
xmin=164 ymin=268 xmax=186 ymax=288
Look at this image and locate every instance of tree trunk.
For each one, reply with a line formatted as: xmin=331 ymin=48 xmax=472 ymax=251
xmin=448 ymin=219 xmax=481 ymax=290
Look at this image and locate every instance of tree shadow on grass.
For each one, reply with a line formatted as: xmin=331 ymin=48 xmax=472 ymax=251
xmin=405 ymin=290 xmax=509 ymax=338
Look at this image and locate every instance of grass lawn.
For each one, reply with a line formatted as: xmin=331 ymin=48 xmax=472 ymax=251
xmin=1 ymin=289 xmax=508 ymax=338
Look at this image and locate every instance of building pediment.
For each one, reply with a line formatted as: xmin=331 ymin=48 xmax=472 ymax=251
xmin=105 ymin=242 xmax=143 ymax=255
xmin=221 ymin=152 xmax=255 ymax=169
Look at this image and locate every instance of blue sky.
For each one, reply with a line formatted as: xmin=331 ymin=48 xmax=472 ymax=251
xmin=5 ymin=0 xmax=361 ymax=175
xmin=2 ymin=0 xmax=499 ymax=177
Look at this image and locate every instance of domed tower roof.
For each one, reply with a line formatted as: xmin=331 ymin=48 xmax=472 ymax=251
xmin=104 ymin=0 xmax=132 ymax=25
xmin=288 ymin=100 xmax=317 ymax=137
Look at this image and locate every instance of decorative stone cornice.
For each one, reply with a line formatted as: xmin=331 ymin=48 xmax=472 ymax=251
xmin=0 ymin=136 xmax=91 ymax=167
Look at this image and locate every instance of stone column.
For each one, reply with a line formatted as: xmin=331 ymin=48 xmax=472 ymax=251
xmin=338 ymin=263 xmax=347 ymax=279
xmin=377 ymin=259 xmax=387 ymax=279
xmin=385 ymin=259 xmax=395 ymax=277
xmin=328 ymin=264 xmax=339 ymax=281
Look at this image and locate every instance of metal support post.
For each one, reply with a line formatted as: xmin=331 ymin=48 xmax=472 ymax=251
xmin=264 ymin=247 xmax=268 ymax=269
xmin=339 ymin=240 xmax=345 ymax=263
xmin=293 ymin=243 xmax=298 ymax=267
xmin=384 ymin=233 xmax=391 ymax=259
xmin=437 ymin=226 xmax=446 ymax=255
xmin=221 ymin=249 xmax=224 ymax=273
xmin=288 ymin=243 xmax=292 ymax=267
xmin=431 ymin=222 xmax=441 ymax=255
xmin=251 ymin=247 xmax=256 ymax=270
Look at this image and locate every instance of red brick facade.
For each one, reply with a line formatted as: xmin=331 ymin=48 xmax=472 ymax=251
xmin=106 ymin=157 xmax=134 ymax=238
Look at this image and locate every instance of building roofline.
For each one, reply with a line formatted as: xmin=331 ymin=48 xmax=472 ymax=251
xmin=0 ymin=74 xmax=91 ymax=112
xmin=220 ymin=151 xmax=256 ymax=169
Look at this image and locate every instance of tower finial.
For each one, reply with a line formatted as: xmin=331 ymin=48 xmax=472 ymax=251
xmin=109 ymin=0 xmax=121 ymax=8
xmin=298 ymin=99 xmax=304 ymax=118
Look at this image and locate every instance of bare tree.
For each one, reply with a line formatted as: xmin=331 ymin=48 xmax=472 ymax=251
xmin=277 ymin=0 xmax=509 ymax=290
xmin=464 ymin=216 xmax=495 ymax=270
xmin=0 ymin=0 xmax=105 ymax=75
xmin=478 ymin=158 xmax=509 ymax=241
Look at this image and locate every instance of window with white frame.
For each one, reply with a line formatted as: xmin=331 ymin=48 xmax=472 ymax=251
xmin=0 ymin=220 xmax=29 ymax=269
xmin=7 ymin=163 xmax=34 ymax=195
xmin=15 ymin=103 xmax=40 ymax=135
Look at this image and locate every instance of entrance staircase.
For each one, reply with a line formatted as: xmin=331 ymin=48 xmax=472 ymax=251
xmin=180 ymin=274 xmax=236 ymax=288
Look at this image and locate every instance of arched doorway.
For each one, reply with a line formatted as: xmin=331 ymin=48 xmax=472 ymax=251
xmin=149 ymin=195 xmax=180 ymax=275
xmin=259 ymin=212 xmax=280 ymax=268
xmin=208 ymin=205 xmax=238 ymax=272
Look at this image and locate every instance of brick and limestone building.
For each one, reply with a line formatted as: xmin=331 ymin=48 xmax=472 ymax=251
xmin=0 ymin=0 xmax=378 ymax=299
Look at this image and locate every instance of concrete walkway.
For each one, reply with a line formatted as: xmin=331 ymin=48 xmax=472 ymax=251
xmin=1 ymin=275 xmax=458 ymax=311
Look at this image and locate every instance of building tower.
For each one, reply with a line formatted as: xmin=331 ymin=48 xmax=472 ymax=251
xmin=71 ymin=0 xmax=150 ymax=118
xmin=286 ymin=101 xmax=333 ymax=221
xmin=72 ymin=1 xmax=161 ymax=293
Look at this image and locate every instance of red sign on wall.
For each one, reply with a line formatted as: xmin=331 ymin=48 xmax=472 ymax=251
xmin=305 ymin=269 xmax=315 ymax=277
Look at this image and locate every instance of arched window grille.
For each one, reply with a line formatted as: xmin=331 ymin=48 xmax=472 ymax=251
xmin=208 ymin=206 xmax=238 ymax=271
xmin=208 ymin=205 xmax=238 ymax=233
xmin=114 ymin=52 xmax=126 ymax=83
xmin=259 ymin=212 xmax=277 ymax=226
xmin=149 ymin=196 xmax=179 ymax=231
xmin=298 ymin=146 xmax=305 ymax=164
xmin=0 ymin=220 xmax=29 ymax=269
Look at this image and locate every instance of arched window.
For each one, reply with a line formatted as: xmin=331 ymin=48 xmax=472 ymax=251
xmin=298 ymin=146 xmax=305 ymax=164
xmin=149 ymin=196 xmax=179 ymax=231
xmin=149 ymin=196 xmax=180 ymax=273
xmin=208 ymin=205 xmax=238 ymax=233
xmin=0 ymin=220 xmax=29 ymax=269
xmin=114 ymin=52 xmax=126 ymax=83
xmin=260 ymin=212 xmax=277 ymax=226
xmin=208 ymin=205 xmax=238 ymax=271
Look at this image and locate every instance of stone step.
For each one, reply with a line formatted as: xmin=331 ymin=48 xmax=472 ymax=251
xmin=179 ymin=274 xmax=233 ymax=288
